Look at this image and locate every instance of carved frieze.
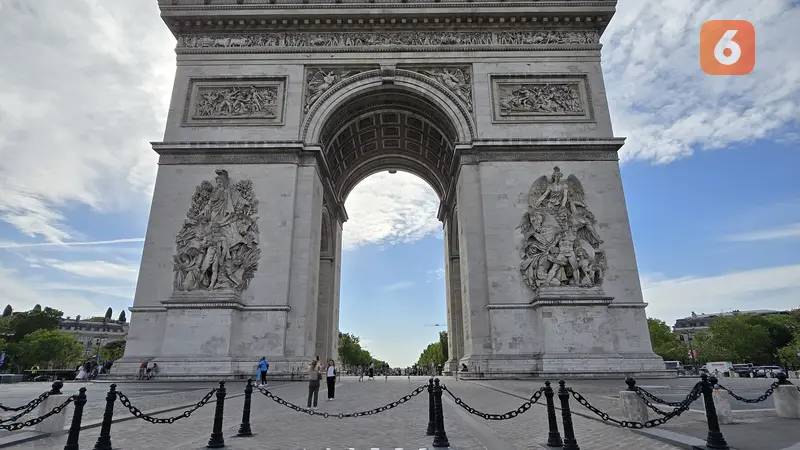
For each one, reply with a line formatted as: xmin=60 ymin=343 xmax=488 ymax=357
xmin=410 ymin=66 xmax=473 ymax=111
xmin=490 ymin=75 xmax=592 ymax=123
xmin=172 ymin=169 xmax=261 ymax=296
xmin=185 ymin=77 xmax=286 ymax=126
xmin=304 ymin=68 xmax=367 ymax=112
xmin=176 ymin=30 xmax=600 ymax=52
xmin=517 ymin=167 xmax=606 ymax=297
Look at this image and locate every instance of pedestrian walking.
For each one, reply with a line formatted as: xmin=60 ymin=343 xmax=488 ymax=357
xmin=257 ymin=357 xmax=269 ymax=386
xmin=368 ymin=361 xmax=374 ymax=380
xmin=326 ymin=359 xmax=337 ymax=400
xmin=307 ymin=360 xmax=322 ymax=410
xmin=357 ymin=365 xmax=364 ymax=382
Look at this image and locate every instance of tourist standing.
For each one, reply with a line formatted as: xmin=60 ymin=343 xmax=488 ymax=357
xmin=307 ymin=360 xmax=322 ymax=410
xmin=326 ymin=360 xmax=337 ymax=400
xmin=368 ymin=361 xmax=375 ymax=380
xmin=357 ymin=365 xmax=364 ymax=382
xmin=257 ymin=357 xmax=269 ymax=386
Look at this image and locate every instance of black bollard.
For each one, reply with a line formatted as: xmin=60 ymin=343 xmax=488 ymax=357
xmin=557 ymin=380 xmax=580 ymax=450
xmin=92 ymin=384 xmax=118 ymax=450
xmin=51 ymin=380 xmax=64 ymax=395
xmin=237 ymin=379 xmax=254 ymax=437
xmin=776 ymin=372 xmax=792 ymax=385
xmin=544 ymin=381 xmax=563 ymax=448
xmin=432 ymin=378 xmax=450 ymax=448
xmin=207 ymin=381 xmax=227 ymax=449
xmin=63 ymin=387 xmax=87 ymax=450
xmin=425 ymin=378 xmax=435 ymax=436
xmin=702 ymin=374 xmax=729 ymax=450
xmin=625 ymin=377 xmax=637 ymax=391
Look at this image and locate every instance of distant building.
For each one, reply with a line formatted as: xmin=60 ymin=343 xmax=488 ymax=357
xmin=672 ymin=309 xmax=789 ymax=343
xmin=58 ymin=316 xmax=129 ymax=359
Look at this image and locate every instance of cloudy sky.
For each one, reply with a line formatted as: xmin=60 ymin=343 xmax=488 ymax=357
xmin=0 ymin=0 xmax=798 ymax=367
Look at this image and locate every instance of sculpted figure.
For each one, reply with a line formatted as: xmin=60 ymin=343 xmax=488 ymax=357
xmin=305 ymin=69 xmax=360 ymax=112
xmin=519 ymin=166 xmax=607 ymax=292
xmin=423 ymin=68 xmax=473 ymax=110
xmin=172 ymin=169 xmax=261 ymax=294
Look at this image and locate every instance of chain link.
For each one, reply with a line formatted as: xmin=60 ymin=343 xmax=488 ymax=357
xmin=0 ymin=395 xmax=75 ymax=431
xmin=0 ymin=391 xmax=53 ymax=423
xmin=717 ymin=381 xmax=778 ymax=403
xmin=442 ymin=385 xmax=544 ymax=420
xmin=115 ymin=388 xmax=217 ymax=424
xmin=567 ymin=383 xmax=702 ymax=429
xmin=257 ymin=384 xmax=427 ymax=419
xmin=634 ymin=386 xmax=684 ymax=408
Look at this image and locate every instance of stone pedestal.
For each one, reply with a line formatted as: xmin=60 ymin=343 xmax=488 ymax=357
xmin=619 ymin=391 xmax=648 ymax=423
xmin=705 ymin=389 xmax=734 ymax=424
xmin=774 ymin=385 xmax=800 ymax=418
xmin=33 ymin=394 xmax=69 ymax=435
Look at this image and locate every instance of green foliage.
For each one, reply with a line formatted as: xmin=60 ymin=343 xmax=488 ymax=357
xmin=86 ymin=317 xmax=108 ymax=323
xmin=2 ymin=305 xmax=12 ymax=317
xmin=648 ymin=318 xmax=689 ymax=362
xmin=118 ymin=311 xmax=127 ymax=323
xmin=692 ymin=332 xmax=736 ymax=363
xmin=417 ymin=341 xmax=446 ymax=368
xmin=336 ymin=332 xmax=388 ymax=368
xmin=32 ymin=304 xmax=41 ymax=312
xmin=105 ymin=307 xmax=113 ymax=320
xmin=439 ymin=331 xmax=448 ymax=363
xmin=18 ymin=329 xmax=83 ymax=369
xmin=98 ymin=340 xmax=126 ymax=362
xmin=4 ymin=307 xmax=63 ymax=342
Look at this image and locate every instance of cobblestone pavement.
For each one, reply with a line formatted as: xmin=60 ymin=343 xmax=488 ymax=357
xmin=8 ymin=376 xmax=685 ymax=449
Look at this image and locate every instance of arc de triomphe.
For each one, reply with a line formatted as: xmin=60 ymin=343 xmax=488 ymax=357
xmin=116 ymin=0 xmax=666 ymax=378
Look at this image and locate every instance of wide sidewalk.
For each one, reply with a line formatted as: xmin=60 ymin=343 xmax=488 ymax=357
xmin=9 ymin=376 xmax=682 ymax=449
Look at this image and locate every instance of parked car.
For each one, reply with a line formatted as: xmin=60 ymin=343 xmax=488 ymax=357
xmin=753 ymin=366 xmax=784 ymax=378
xmin=732 ymin=363 xmax=754 ymax=377
xmin=664 ymin=361 xmax=686 ymax=374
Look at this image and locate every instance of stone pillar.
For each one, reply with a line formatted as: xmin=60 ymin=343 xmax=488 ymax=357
xmin=443 ymin=211 xmax=464 ymax=374
xmin=774 ymin=385 xmax=800 ymax=418
xmin=34 ymin=394 xmax=69 ymax=435
xmin=284 ymin=165 xmax=325 ymax=361
xmin=330 ymin=219 xmax=343 ymax=364
xmin=455 ymin=163 xmax=491 ymax=363
xmin=705 ymin=389 xmax=734 ymax=424
xmin=315 ymin=256 xmax=335 ymax=362
xmin=618 ymin=391 xmax=648 ymax=423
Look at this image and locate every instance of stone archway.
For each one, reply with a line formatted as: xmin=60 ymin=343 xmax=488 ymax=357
xmin=305 ymin=73 xmax=471 ymax=370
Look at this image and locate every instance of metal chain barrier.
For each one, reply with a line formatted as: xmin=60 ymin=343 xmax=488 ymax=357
xmin=567 ymin=383 xmax=702 ymax=429
xmin=442 ymin=385 xmax=544 ymax=420
xmin=716 ymin=381 xmax=778 ymax=403
xmin=634 ymin=386 xmax=685 ymax=407
xmin=0 ymin=395 xmax=75 ymax=431
xmin=257 ymin=384 xmax=427 ymax=419
xmin=634 ymin=381 xmax=703 ymax=417
xmin=115 ymin=388 xmax=217 ymax=424
xmin=0 ymin=391 xmax=53 ymax=424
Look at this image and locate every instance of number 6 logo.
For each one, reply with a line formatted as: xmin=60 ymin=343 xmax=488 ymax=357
xmin=701 ymin=20 xmax=755 ymax=75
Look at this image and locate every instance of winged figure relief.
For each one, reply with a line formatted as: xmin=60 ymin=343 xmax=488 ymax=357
xmin=305 ymin=69 xmax=361 ymax=112
xmin=422 ymin=68 xmax=473 ymax=110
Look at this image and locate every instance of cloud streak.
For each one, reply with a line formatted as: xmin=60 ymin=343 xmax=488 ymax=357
xmin=383 ymin=281 xmax=417 ymax=292
xmin=723 ymin=223 xmax=800 ymax=242
xmin=0 ymin=238 xmax=144 ymax=249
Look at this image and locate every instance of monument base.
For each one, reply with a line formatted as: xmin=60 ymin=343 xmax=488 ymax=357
xmin=111 ymin=355 xmax=314 ymax=381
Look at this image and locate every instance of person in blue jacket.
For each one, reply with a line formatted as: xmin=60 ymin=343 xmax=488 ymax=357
xmin=257 ymin=357 xmax=269 ymax=386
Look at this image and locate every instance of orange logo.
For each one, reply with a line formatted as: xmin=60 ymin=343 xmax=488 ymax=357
xmin=700 ymin=20 xmax=755 ymax=75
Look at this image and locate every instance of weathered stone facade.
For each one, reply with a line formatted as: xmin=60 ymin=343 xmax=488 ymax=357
xmin=117 ymin=0 xmax=666 ymax=378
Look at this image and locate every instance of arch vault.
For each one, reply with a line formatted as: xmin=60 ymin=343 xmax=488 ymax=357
xmin=116 ymin=0 xmax=668 ymax=379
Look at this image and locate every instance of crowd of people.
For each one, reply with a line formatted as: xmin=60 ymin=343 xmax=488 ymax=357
xmin=74 ymin=360 xmax=114 ymax=381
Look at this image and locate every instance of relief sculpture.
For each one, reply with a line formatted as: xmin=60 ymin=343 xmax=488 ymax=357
xmin=173 ymin=170 xmax=261 ymax=294
xmin=194 ymin=86 xmax=278 ymax=119
xmin=418 ymin=67 xmax=473 ymax=111
xmin=498 ymin=83 xmax=583 ymax=115
xmin=518 ymin=167 xmax=606 ymax=294
xmin=305 ymin=69 xmax=363 ymax=112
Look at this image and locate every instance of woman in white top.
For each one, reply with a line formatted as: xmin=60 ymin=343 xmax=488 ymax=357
xmin=326 ymin=360 xmax=337 ymax=400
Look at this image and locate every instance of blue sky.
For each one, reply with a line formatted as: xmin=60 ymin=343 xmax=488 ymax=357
xmin=0 ymin=1 xmax=798 ymax=367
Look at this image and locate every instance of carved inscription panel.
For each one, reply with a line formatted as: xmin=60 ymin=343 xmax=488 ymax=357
xmin=490 ymin=75 xmax=592 ymax=123
xmin=185 ymin=77 xmax=287 ymax=126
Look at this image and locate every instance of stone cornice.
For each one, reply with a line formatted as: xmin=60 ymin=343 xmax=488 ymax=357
xmin=608 ymin=302 xmax=649 ymax=309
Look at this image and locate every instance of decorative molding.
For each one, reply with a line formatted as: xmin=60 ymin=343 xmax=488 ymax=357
xmin=380 ymin=64 xmax=396 ymax=84
xmin=163 ymin=1 xmax=618 ymax=10
xmin=405 ymin=65 xmax=473 ymax=111
xmin=159 ymin=152 xmax=301 ymax=165
xmin=304 ymin=67 xmax=371 ymax=114
xmin=129 ymin=307 xmax=168 ymax=313
xmin=490 ymin=74 xmax=593 ymax=123
xmin=184 ymin=76 xmax=287 ymax=127
xmin=475 ymin=151 xmax=617 ymax=161
xmin=532 ymin=298 xmax=613 ymax=307
xmin=608 ymin=302 xmax=648 ymax=309
xmin=175 ymin=30 xmax=601 ymax=54
xmin=486 ymin=303 xmax=536 ymax=310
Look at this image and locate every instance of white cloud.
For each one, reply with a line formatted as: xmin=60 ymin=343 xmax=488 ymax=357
xmin=47 ymin=260 xmax=139 ymax=282
xmin=0 ymin=1 xmax=173 ymax=242
xmin=383 ymin=281 xmax=417 ymax=292
xmin=642 ymin=264 xmax=800 ymax=327
xmin=0 ymin=265 xmax=106 ymax=317
xmin=0 ymin=238 xmax=144 ymax=249
xmin=342 ymin=172 xmax=441 ymax=250
xmin=604 ymin=0 xmax=800 ymax=163
xmin=723 ymin=223 xmax=800 ymax=242
xmin=427 ymin=267 xmax=446 ymax=283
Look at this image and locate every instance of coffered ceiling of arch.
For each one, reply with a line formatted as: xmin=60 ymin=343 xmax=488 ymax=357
xmin=320 ymin=91 xmax=457 ymax=200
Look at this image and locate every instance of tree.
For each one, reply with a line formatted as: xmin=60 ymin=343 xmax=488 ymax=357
xmin=707 ymin=315 xmax=774 ymax=363
xmin=32 ymin=304 xmax=42 ymax=312
xmin=2 ymin=305 xmax=12 ymax=317
xmin=118 ymin=311 xmax=126 ymax=323
xmin=647 ymin=318 xmax=688 ymax=362
xmin=693 ymin=332 xmax=736 ymax=363
xmin=6 ymin=307 xmax=63 ymax=342
xmin=19 ymin=329 xmax=83 ymax=369
xmin=338 ymin=333 xmax=363 ymax=367
xmin=417 ymin=341 xmax=446 ymax=368
xmin=98 ymin=340 xmax=126 ymax=362
xmin=439 ymin=331 xmax=449 ymax=363
xmin=105 ymin=307 xmax=113 ymax=320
